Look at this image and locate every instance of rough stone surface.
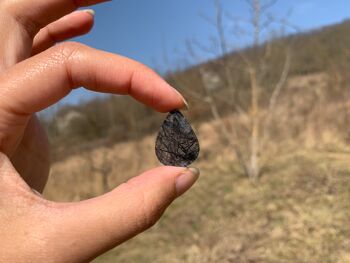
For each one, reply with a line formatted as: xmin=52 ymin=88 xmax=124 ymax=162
xmin=155 ymin=110 xmax=200 ymax=167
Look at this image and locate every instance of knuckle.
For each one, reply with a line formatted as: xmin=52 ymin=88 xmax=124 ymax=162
xmin=135 ymin=64 xmax=157 ymax=79
xmin=45 ymin=42 xmax=88 ymax=88
xmin=139 ymin=192 xmax=163 ymax=229
xmin=51 ymin=42 xmax=86 ymax=62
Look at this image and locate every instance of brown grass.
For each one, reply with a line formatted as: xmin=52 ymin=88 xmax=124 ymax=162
xmin=44 ymin=72 xmax=350 ymax=262
xmin=85 ymin=149 xmax=350 ymax=263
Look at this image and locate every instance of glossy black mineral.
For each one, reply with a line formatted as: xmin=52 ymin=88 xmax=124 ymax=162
xmin=155 ymin=110 xmax=200 ymax=167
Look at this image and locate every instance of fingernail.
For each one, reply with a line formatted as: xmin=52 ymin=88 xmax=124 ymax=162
xmin=176 ymin=167 xmax=200 ymax=197
xmin=31 ymin=188 xmax=42 ymax=196
xmin=180 ymin=98 xmax=189 ymax=111
xmin=83 ymin=9 xmax=95 ymax=17
xmin=173 ymin=88 xmax=189 ymax=110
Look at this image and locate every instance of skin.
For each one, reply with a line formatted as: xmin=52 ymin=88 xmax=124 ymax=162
xmin=0 ymin=0 xmax=199 ymax=262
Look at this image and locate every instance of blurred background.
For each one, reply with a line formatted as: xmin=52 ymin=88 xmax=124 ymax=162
xmin=40 ymin=0 xmax=350 ymax=262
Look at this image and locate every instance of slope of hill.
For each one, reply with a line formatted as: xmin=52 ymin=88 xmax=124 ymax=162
xmin=44 ymin=71 xmax=350 ymax=261
xmin=41 ymin=19 xmax=350 ymax=262
xmin=43 ymin=19 xmax=350 ymax=162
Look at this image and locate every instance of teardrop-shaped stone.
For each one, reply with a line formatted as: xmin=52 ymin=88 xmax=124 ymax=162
xmin=155 ymin=110 xmax=200 ymax=167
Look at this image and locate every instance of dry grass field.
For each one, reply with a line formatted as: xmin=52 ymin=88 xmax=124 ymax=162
xmin=44 ymin=73 xmax=350 ymax=262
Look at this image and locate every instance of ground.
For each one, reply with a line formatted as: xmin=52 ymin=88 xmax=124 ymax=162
xmin=44 ymin=134 xmax=350 ymax=262
xmin=89 ymin=149 xmax=350 ymax=263
xmin=44 ymin=73 xmax=350 ymax=262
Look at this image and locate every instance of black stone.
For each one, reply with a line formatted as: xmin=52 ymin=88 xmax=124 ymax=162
xmin=155 ymin=110 xmax=200 ymax=167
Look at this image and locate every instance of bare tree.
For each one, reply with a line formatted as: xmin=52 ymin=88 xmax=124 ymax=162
xmin=239 ymin=0 xmax=293 ymax=179
xmin=177 ymin=0 xmax=294 ymax=180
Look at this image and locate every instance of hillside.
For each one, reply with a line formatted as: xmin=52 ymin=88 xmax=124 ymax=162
xmin=42 ymin=19 xmax=350 ymax=262
xmin=44 ymin=72 xmax=350 ymax=262
xmin=43 ymin=19 xmax=350 ymax=161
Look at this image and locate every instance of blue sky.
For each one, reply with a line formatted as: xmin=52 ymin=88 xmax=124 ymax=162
xmin=64 ymin=0 xmax=350 ymax=104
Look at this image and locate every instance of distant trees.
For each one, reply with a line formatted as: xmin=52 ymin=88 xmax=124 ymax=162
xmin=45 ymin=96 xmax=163 ymax=161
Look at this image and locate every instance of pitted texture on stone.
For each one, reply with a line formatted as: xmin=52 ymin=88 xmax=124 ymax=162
xmin=155 ymin=110 xmax=200 ymax=167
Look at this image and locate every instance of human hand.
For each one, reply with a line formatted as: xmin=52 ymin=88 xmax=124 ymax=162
xmin=0 ymin=0 xmax=199 ymax=262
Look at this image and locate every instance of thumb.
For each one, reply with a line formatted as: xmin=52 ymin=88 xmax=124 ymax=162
xmin=47 ymin=166 xmax=200 ymax=262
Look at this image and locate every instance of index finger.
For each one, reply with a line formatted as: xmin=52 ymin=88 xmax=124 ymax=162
xmin=2 ymin=0 xmax=108 ymax=37
xmin=0 ymin=0 xmax=110 ymax=68
xmin=0 ymin=42 xmax=186 ymax=115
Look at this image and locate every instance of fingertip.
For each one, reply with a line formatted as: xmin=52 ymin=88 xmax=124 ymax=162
xmin=125 ymin=166 xmax=185 ymax=187
xmin=149 ymin=82 xmax=188 ymax=113
xmin=127 ymin=166 xmax=199 ymax=198
xmin=82 ymin=9 xmax=95 ymax=17
xmin=159 ymin=82 xmax=188 ymax=112
xmin=175 ymin=167 xmax=200 ymax=197
xmin=127 ymin=68 xmax=185 ymax=113
xmin=73 ymin=10 xmax=95 ymax=30
xmin=172 ymin=88 xmax=189 ymax=111
xmin=78 ymin=10 xmax=95 ymax=29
